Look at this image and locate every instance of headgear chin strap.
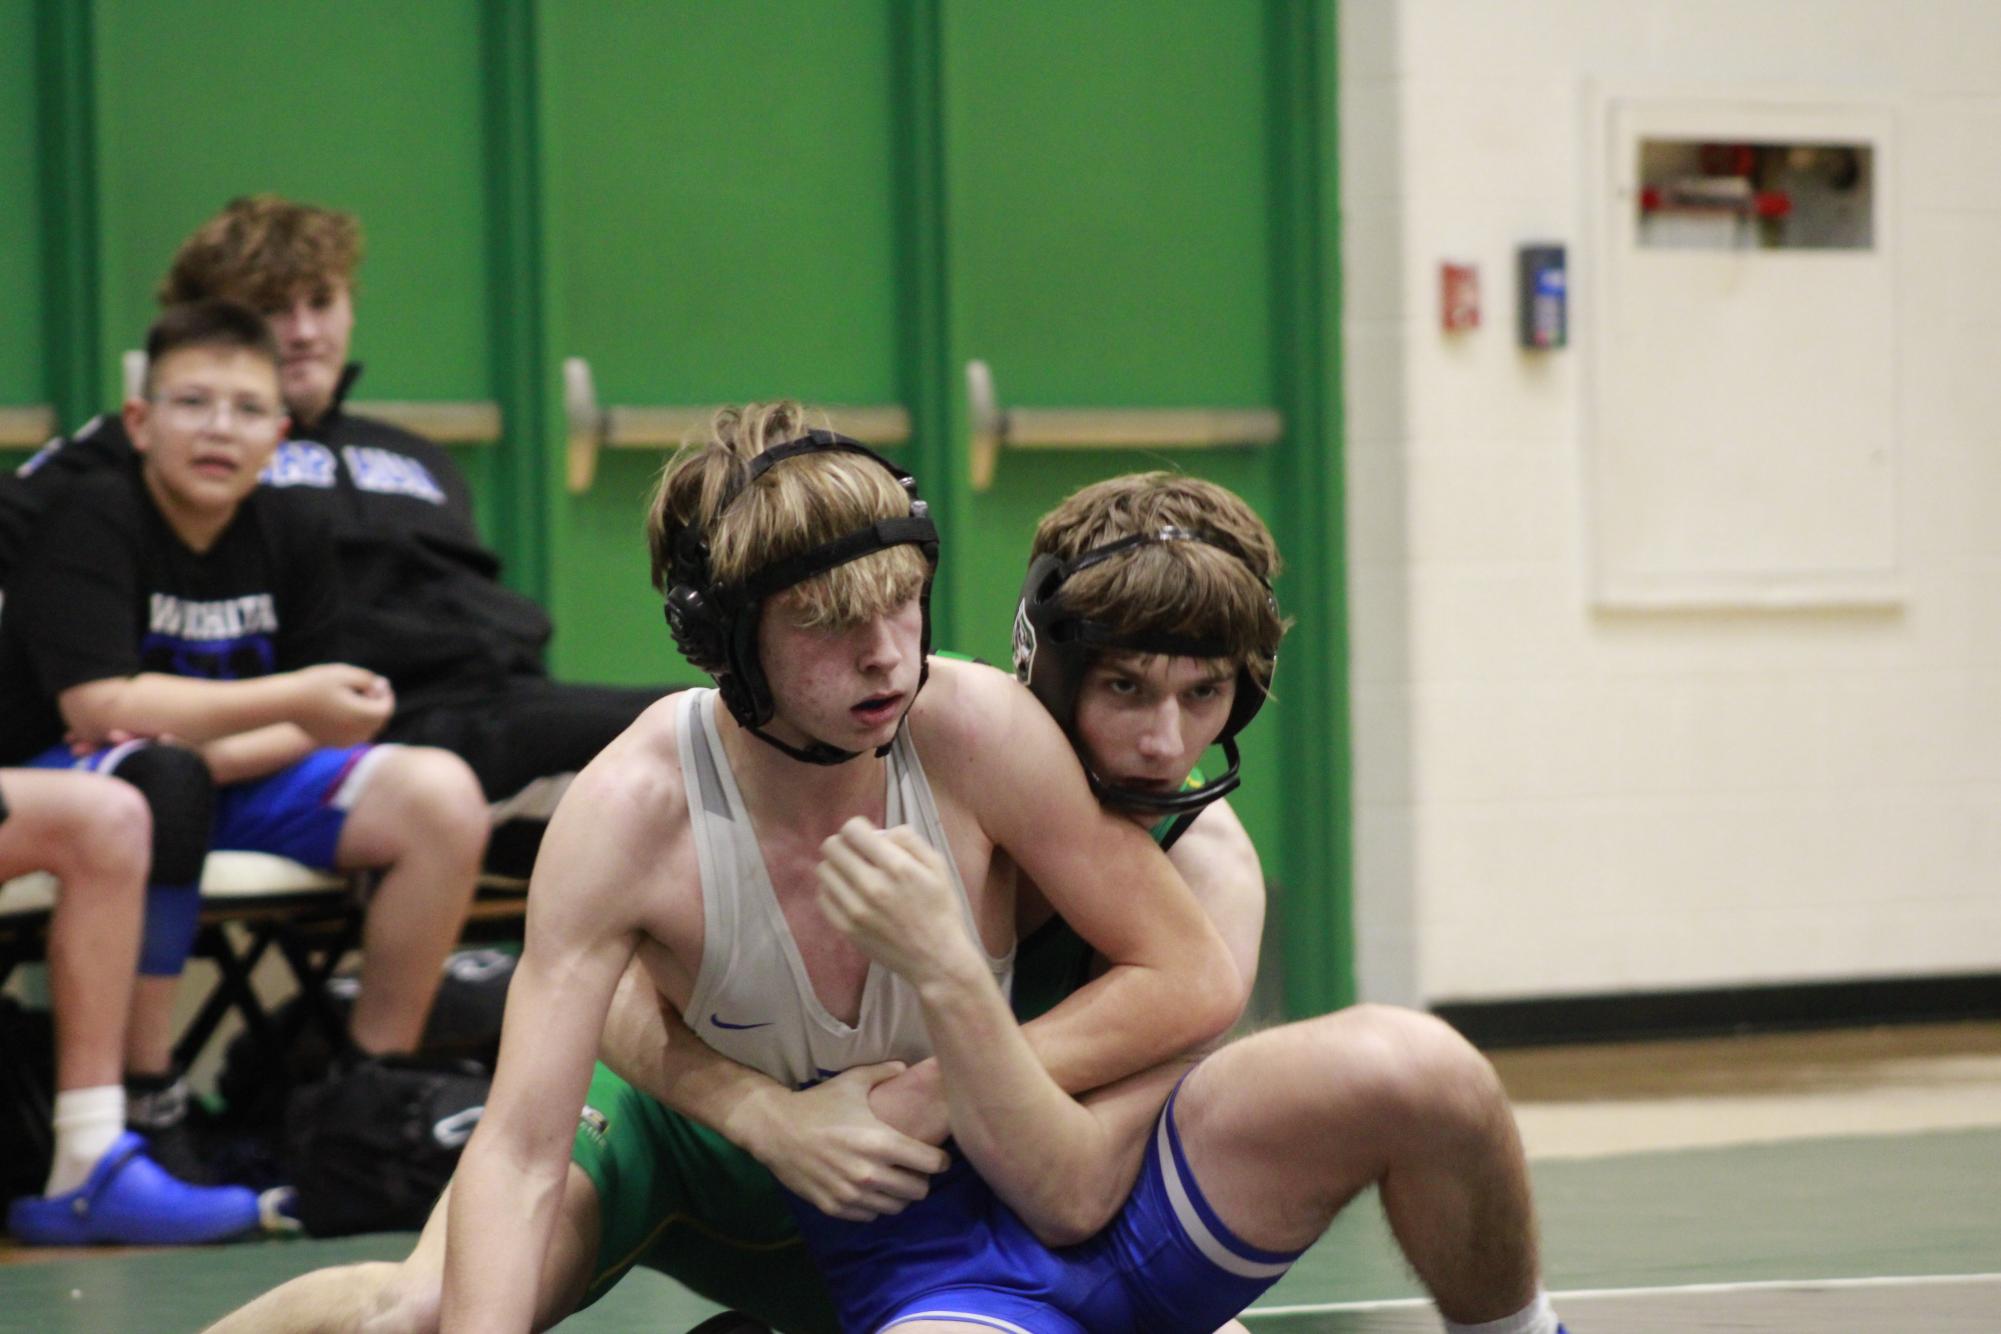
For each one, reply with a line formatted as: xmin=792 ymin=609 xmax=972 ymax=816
xmin=1013 ymin=526 xmax=1276 ymax=839
xmin=663 ymin=430 xmax=939 ymax=765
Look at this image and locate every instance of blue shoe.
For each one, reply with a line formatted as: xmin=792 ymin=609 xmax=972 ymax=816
xmin=7 ymin=1132 xmax=261 ymax=1245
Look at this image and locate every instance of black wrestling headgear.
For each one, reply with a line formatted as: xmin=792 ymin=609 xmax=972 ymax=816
xmin=664 ymin=430 xmax=939 ymax=765
xmin=1013 ymin=527 xmax=1276 ymax=844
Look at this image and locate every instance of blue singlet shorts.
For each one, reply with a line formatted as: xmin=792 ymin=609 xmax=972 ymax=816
xmin=29 ymin=740 xmax=389 ymax=869
xmin=797 ymin=1081 xmax=1305 ymax=1334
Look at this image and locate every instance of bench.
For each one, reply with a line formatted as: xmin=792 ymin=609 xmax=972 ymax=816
xmin=0 ymin=855 xmax=526 ymax=1149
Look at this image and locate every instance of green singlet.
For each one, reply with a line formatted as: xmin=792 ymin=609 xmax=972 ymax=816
xmin=568 ymin=658 xmax=1203 ymax=1331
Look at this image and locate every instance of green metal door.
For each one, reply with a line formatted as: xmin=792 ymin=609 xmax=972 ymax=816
xmin=0 ymin=0 xmax=47 ymax=448
xmin=927 ymin=1 xmax=1348 ymax=1012
xmin=29 ymin=1 xmax=515 ymax=541
xmin=534 ymin=0 xmax=911 ymax=686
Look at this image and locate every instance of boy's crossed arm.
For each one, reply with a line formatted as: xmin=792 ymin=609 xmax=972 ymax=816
xmin=60 ymin=664 xmax=392 ymax=782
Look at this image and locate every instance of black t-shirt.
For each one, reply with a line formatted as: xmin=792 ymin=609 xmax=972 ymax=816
xmin=0 ymin=364 xmax=552 ymax=712
xmin=0 ymin=462 xmax=341 ymax=763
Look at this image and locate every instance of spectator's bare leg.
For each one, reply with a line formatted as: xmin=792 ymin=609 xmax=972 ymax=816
xmin=0 ymin=770 xmax=150 ymax=1096
xmin=332 ymin=749 xmax=485 ymax=1055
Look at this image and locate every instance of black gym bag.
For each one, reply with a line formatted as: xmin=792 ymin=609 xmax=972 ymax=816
xmin=283 ymin=1054 xmax=489 ymax=1236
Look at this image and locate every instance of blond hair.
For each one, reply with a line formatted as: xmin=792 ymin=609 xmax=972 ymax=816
xmin=158 ymin=195 xmax=363 ymax=310
xmin=1031 ymin=472 xmax=1285 ymax=687
xmin=646 ymin=403 xmax=929 ymax=665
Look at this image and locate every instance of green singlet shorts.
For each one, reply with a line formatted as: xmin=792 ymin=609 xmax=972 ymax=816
xmin=570 ymin=1061 xmax=840 ymax=1332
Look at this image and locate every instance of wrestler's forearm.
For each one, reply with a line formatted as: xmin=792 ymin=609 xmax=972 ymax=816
xmin=598 ymin=984 xmax=794 ymax=1154
xmin=1015 ymin=956 xmax=1230 ymax=1097
xmin=442 ymin=1132 xmax=568 ymax=1329
xmin=894 ymin=954 xmax=1227 ymax=1167
xmin=916 ymin=954 xmax=1113 ymax=1240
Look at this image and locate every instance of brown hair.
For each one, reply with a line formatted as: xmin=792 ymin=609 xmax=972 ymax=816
xmin=141 ymin=301 xmax=280 ymax=395
xmin=158 ymin=195 xmax=362 ymax=310
xmin=645 ymin=403 xmax=929 ymax=662
xmin=1031 ymin=471 xmax=1285 ymax=687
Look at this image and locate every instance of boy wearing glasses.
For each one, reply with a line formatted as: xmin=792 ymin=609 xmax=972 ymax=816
xmin=0 ymin=303 xmax=488 ymax=1194
xmin=0 ymin=194 xmax=670 ymax=880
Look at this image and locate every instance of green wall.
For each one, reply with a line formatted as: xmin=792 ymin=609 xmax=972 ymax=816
xmin=0 ymin=0 xmax=1350 ymax=1014
xmin=0 ymin=0 xmax=44 ymax=408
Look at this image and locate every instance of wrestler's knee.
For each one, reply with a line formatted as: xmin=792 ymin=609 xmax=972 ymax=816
xmin=1314 ymin=1004 xmax=1507 ymax=1141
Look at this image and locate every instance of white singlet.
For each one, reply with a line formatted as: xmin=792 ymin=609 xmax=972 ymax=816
xmin=676 ymin=688 xmax=1012 ymax=1089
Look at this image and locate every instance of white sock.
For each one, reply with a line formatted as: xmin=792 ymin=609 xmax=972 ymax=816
xmin=1444 ymin=1291 xmax=1559 ymax=1334
xmin=47 ymin=1085 xmax=127 ymax=1197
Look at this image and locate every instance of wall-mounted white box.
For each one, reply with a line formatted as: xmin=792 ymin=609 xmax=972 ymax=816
xmin=1586 ymin=95 xmax=1898 ymax=608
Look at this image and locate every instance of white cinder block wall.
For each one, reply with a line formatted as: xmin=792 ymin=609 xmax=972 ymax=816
xmin=1341 ymin=0 xmax=2001 ymax=1006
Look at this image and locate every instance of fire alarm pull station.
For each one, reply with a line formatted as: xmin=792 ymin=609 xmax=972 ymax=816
xmin=1518 ymin=244 xmax=1566 ymax=349
xmin=1441 ymin=262 xmax=1480 ymax=332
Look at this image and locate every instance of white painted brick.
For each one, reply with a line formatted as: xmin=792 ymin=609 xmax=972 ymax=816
xmin=1345 ymin=567 xmax=1412 ymax=688
xmin=1417 ymin=803 xmax=1614 ymax=920
xmin=1403 ymin=443 xmax=1578 ymax=568
xmin=1903 ymin=99 xmax=2001 ymax=211
xmin=1351 ymin=684 xmax=1415 ymax=804
xmin=1393 ymin=0 xmax=1588 ymax=82
xmin=1353 ymin=803 xmax=1421 ymax=1005
xmin=1338 ymin=0 xmax=1403 ymax=83
xmin=1345 ymin=440 xmax=1411 ymax=570
xmin=1423 ymin=789 xmax=2001 ymax=999
xmin=1970 ymin=793 xmax=2001 ymax=866
xmin=1339 ymin=80 xmax=1405 ymax=205
xmin=1341 ymin=324 xmax=1410 ymax=445
xmin=1409 ymin=683 xmax=1545 ymax=803
xmin=1819 ymin=668 xmax=1979 ymax=788
xmin=1406 ymin=567 xmax=1595 ymax=685
xmin=1967 ymin=568 xmax=2001 ymax=669
xmin=1894 ymin=2 xmax=2001 ymax=97
xmin=1597 ymin=801 xmax=1787 ymax=913
xmin=1897 ymin=207 xmax=2001 ymax=348
xmin=1398 ymin=77 xmax=1578 ymax=207
xmin=1411 ymin=681 xmax=1675 ymax=803
xmin=1899 ymin=443 xmax=1977 ymax=564
xmin=1953 ymin=669 xmax=2001 ymax=781
xmin=1403 ymin=328 xmax=1580 ymax=452
xmin=1677 ymin=672 xmax=1836 ymax=793
xmin=1576 ymin=0 xmax=1900 ymax=91
xmin=1932 ymin=318 xmax=2001 ymax=452
xmin=1342 ymin=203 xmax=1408 ymax=324
xmin=1940 ymin=443 xmax=2001 ymax=561
xmin=1367 ymin=0 xmax=2001 ymax=1003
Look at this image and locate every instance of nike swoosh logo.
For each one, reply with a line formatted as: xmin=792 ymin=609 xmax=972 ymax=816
xmin=710 ymin=1014 xmax=774 ymax=1031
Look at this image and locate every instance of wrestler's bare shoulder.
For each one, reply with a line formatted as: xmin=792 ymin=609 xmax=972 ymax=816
xmin=1170 ymin=796 xmax=1256 ymax=881
xmin=544 ymin=691 xmax=693 ymax=856
xmin=908 ymin=654 xmax=1048 ymax=761
xmin=533 ymin=691 xmax=701 ymax=939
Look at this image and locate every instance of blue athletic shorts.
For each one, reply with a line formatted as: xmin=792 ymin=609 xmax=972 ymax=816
xmin=798 ymin=1082 xmax=1303 ymax=1334
xmin=29 ymin=741 xmax=389 ymax=869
